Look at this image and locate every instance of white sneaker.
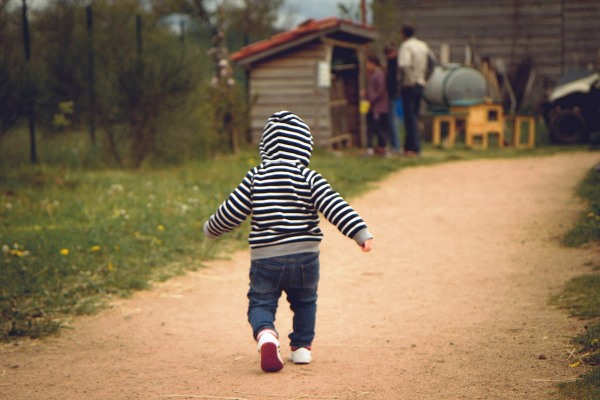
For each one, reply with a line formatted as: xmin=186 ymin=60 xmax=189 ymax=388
xmin=290 ymin=347 xmax=312 ymax=364
xmin=256 ymin=329 xmax=283 ymax=372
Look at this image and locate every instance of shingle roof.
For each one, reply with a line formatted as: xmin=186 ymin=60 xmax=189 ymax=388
xmin=231 ymin=17 xmax=377 ymax=67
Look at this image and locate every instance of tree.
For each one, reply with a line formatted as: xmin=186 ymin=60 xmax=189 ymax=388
xmin=223 ymin=0 xmax=283 ymax=41
xmin=337 ymin=1 xmax=361 ymax=22
xmin=118 ymin=42 xmax=201 ymax=167
xmin=0 ymin=2 xmax=27 ymax=136
xmin=149 ymin=0 xmax=211 ymax=26
xmin=1 ymin=0 xmax=286 ymax=166
xmin=34 ymin=0 xmax=87 ymax=130
xmin=89 ymin=1 xmax=203 ymax=167
xmin=371 ymin=0 xmax=401 ymax=49
xmin=216 ymin=0 xmax=283 ymax=149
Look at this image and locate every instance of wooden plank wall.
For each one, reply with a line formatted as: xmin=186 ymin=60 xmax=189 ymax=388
xmin=248 ymin=42 xmax=331 ymax=144
xmin=563 ymin=1 xmax=600 ymax=73
xmin=392 ymin=0 xmax=600 ymax=83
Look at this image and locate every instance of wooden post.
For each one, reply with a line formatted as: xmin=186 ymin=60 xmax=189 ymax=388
xmin=136 ymin=14 xmax=142 ymax=57
xmin=361 ymin=0 xmax=367 ymax=24
xmin=22 ymin=0 xmax=37 ymax=164
xmin=358 ymin=48 xmax=367 ymax=148
xmin=360 ymin=0 xmax=368 ymax=147
xmin=86 ymin=5 xmax=97 ymax=146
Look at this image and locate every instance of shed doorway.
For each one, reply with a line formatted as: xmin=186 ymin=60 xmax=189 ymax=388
xmin=329 ymin=45 xmax=361 ymax=148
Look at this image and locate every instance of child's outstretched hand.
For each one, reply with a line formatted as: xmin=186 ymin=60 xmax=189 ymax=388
xmin=360 ymin=238 xmax=373 ymax=252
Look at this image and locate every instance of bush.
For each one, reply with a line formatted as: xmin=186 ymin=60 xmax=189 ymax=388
xmin=562 ymin=167 xmax=600 ymax=247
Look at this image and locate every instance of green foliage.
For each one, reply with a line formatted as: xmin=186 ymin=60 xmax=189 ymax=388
xmin=223 ymin=0 xmax=284 ymax=38
xmin=573 ymin=323 xmax=600 ymax=359
xmin=1 ymin=0 xmax=240 ymax=167
xmin=558 ymin=366 xmax=600 ymax=400
xmin=0 ymin=58 xmax=29 ymax=135
xmin=337 ymin=1 xmax=362 ymax=22
xmin=0 ymin=156 xmax=255 ymax=341
xmin=551 ymin=274 xmax=600 ymax=319
xmin=554 ymin=187 xmax=600 ymax=400
xmin=563 ymin=168 xmax=600 ymax=247
xmin=33 ymin=2 xmax=87 ymax=129
xmin=0 ymin=3 xmax=30 ymax=135
xmin=114 ymin=46 xmax=203 ymax=167
xmin=370 ymin=0 xmax=401 ymax=48
xmin=52 ymin=101 xmax=75 ymax=129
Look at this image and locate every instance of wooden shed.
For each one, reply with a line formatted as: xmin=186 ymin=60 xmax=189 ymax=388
xmin=230 ymin=18 xmax=377 ymax=147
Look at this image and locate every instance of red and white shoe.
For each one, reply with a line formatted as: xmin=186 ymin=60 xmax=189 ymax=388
xmin=290 ymin=346 xmax=312 ymax=364
xmin=256 ymin=329 xmax=283 ymax=372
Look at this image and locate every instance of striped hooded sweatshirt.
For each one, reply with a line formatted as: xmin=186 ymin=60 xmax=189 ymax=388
xmin=203 ymin=111 xmax=373 ymax=260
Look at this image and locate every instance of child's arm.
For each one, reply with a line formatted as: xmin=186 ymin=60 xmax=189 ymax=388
xmin=204 ymin=171 xmax=253 ymax=239
xmin=307 ymin=170 xmax=373 ymax=250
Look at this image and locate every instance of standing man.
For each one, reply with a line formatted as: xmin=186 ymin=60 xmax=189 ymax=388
xmin=384 ymin=44 xmax=401 ymax=155
xmin=398 ymin=24 xmax=432 ymax=157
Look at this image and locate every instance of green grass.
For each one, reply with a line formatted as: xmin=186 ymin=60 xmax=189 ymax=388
xmin=551 ymin=274 xmax=600 ymax=319
xmin=553 ymin=270 xmax=600 ymax=399
xmin=3 ymin=127 xmax=600 ymax=394
xmin=562 ymin=167 xmax=600 ymax=247
xmin=558 ymin=368 xmax=600 ymax=400
xmin=1 ymin=162 xmax=240 ymax=339
xmin=0 ymin=127 xmax=595 ymax=341
xmin=553 ymin=163 xmax=600 ymax=399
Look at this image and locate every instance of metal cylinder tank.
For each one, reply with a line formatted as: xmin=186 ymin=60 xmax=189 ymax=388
xmin=424 ymin=64 xmax=487 ymax=108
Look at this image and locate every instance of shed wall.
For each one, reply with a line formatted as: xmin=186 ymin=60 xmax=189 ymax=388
xmin=248 ymin=42 xmax=331 ymax=144
xmin=392 ymin=0 xmax=600 ymax=83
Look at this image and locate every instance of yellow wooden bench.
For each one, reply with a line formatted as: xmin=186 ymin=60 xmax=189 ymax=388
xmin=324 ymin=133 xmax=353 ymax=149
xmin=432 ymin=115 xmax=457 ymax=147
xmin=505 ymin=115 xmax=536 ymax=148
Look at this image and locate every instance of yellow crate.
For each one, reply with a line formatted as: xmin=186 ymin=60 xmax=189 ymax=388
xmin=507 ymin=115 xmax=536 ymax=148
xmin=432 ymin=115 xmax=457 ymax=147
xmin=451 ymin=102 xmax=505 ymax=149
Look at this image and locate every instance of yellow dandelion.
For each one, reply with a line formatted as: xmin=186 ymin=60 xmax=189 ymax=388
xmin=107 ymin=262 xmax=115 ymax=272
xmin=59 ymin=248 xmax=70 ymax=256
xmin=91 ymin=245 xmax=101 ymax=252
xmin=157 ymin=224 xmax=166 ymax=232
xmin=10 ymin=249 xmax=25 ymax=257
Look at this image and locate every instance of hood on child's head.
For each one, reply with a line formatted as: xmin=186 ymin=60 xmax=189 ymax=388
xmin=259 ymin=111 xmax=313 ymax=166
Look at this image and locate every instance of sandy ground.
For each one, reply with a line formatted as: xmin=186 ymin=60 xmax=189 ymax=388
xmin=2 ymin=151 xmax=600 ymax=400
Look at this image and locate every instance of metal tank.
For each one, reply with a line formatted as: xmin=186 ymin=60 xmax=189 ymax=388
xmin=423 ymin=64 xmax=487 ymax=109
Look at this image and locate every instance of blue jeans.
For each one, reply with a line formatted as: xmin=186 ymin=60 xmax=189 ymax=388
xmin=247 ymin=252 xmax=320 ymax=348
xmin=389 ymin=98 xmax=401 ymax=152
xmin=401 ymin=85 xmax=424 ymax=154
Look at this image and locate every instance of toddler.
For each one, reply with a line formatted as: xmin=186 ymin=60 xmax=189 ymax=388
xmin=204 ymin=111 xmax=373 ymax=372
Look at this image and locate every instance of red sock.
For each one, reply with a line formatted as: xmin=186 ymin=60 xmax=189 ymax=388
xmin=291 ymin=346 xmax=312 ymax=351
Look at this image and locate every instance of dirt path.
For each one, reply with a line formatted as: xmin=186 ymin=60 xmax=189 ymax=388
xmin=2 ymin=151 xmax=600 ymax=400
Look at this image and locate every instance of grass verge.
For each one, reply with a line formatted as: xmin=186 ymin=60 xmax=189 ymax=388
xmin=562 ymin=167 xmax=600 ymax=247
xmin=552 ymin=163 xmax=600 ymax=400
xmin=0 ymin=132 xmax=592 ymax=341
